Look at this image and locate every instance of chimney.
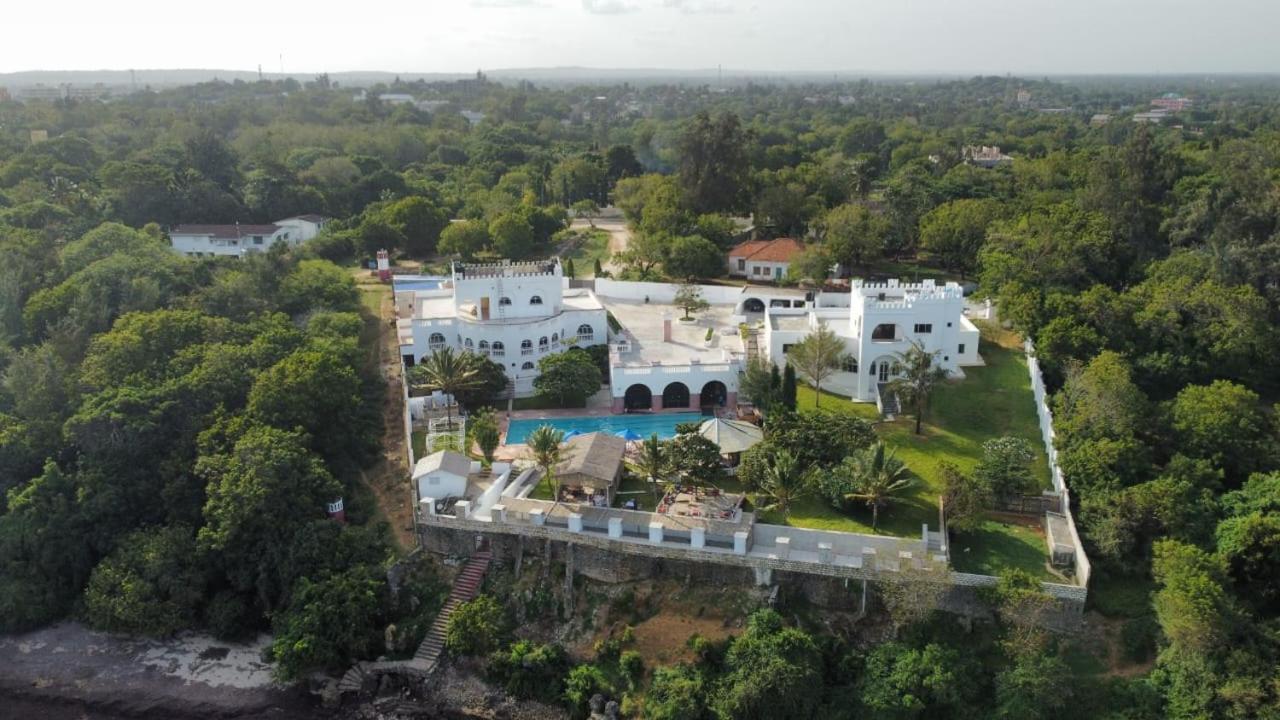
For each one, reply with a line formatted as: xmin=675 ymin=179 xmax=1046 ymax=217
xmin=662 ymin=314 xmax=672 ymax=342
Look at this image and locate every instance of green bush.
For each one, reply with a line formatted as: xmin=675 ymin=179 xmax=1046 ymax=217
xmin=1121 ymin=615 xmax=1159 ymax=663
xmin=445 ymin=595 xmax=509 ymax=657
xmin=564 ymin=663 xmax=611 ymax=719
xmin=486 ymin=640 xmax=570 ymax=703
xmin=619 ymin=650 xmax=644 ymax=685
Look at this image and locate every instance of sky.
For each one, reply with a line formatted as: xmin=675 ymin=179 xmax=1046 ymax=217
xmin=3 ymin=0 xmax=1278 ymax=76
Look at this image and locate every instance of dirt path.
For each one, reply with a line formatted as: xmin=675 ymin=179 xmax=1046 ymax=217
xmin=353 ymin=269 xmax=416 ymax=552
xmin=570 ymin=218 xmax=631 ymax=275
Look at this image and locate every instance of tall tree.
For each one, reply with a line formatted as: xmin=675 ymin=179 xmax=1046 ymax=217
xmin=408 ymin=347 xmax=484 ymax=427
xmin=527 ymin=425 xmax=565 ymax=500
xmin=677 ymin=111 xmax=752 ymax=215
xmin=887 ymin=340 xmax=949 ymax=434
xmin=786 ymin=325 xmax=843 ymax=407
xmin=840 ymin=442 xmax=914 ymax=530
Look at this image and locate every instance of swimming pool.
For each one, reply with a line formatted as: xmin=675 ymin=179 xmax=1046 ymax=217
xmin=392 ymin=275 xmax=445 ymax=292
xmin=505 ymin=413 xmax=703 ymax=444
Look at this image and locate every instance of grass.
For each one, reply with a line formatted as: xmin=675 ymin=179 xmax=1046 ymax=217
xmin=411 ymin=430 xmax=427 ymax=462
xmin=777 ymin=324 xmax=1053 ymax=576
xmin=560 ymin=228 xmax=612 ymax=278
xmin=616 ymin=473 xmax=660 ymax=511
xmin=1088 ymin=568 xmax=1157 ymax=618
xmin=949 ymin=519 xmax=1056 ymax=580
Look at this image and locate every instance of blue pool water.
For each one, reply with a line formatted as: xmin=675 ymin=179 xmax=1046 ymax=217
xmin=505 ymin=413 xmax=703 ymax=444
xmin=393 ymin=275 xmax=444 ymax=292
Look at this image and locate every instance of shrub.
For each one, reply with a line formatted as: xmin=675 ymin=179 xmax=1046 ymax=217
xmin=1121 ymin=615 xmax=1159 ymax=663
xmin=619 ymin=650 xmax=644 ymax=685
xmin=445 ymin=595 xmax=509 ymax=657
xmin=564 ymin=663 xmax=611 ymax=719
xmin=486 ymin=640 xmax=570 ymax=703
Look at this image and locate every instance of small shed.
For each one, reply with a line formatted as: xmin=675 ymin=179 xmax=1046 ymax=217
xmin=414 ymin=450 xmax=474 ymax=501
xmin=556 ymin=432 xmax=626 ymax=506
xmin=1044 ymin=511 xmax=1075 ymax=567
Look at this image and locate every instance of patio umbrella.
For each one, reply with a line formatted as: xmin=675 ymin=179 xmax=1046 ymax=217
xmin=616 ymin=428 xmax=645 ymax=442
xmin=697 ymin=418 xmax=764 ymax=454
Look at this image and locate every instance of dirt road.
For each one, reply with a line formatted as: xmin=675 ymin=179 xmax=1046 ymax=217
xmin=568 ymin=217 xmax=631 ymax=275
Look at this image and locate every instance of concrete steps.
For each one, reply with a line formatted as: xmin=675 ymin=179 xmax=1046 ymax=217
xmin=337 ymin=551 xmax=492 ymax=695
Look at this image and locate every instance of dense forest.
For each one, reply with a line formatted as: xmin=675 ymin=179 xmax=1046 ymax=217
xmin=2 ymin=73 xmax=1280 ymax=716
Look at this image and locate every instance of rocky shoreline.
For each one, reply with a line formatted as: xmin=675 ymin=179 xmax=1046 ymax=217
xmin=0 ymin=622 xmax=322 ymax=720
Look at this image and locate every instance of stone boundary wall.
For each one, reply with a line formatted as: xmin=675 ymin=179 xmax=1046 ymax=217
xmin=417 ymin=512 xmax=1087 ymax=607
xmin=1025 ymin=339 xmax=1093 ymax=589
xmin=418 ymin=519 xmax=1084 ymax=629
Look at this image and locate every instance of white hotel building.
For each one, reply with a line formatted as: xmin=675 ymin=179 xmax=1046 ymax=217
xmin=763 ymin=279 xmax=982 ymax=403
xmin=396 ymin=259 xmax=607 ymax=396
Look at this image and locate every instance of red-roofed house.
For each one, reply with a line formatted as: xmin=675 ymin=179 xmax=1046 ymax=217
xmin=727 ymin=237 xmax=805 ymax=281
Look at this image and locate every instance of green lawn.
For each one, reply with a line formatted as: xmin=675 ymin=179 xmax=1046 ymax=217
xmin=411 ymin=430 xmax=427 ymax=461
xmin=560 ymin=228 xmax=612 ymax=278
xmin=780 ymin=324 xmax=1052 ymax=562
xmin=616 ymin=472 xmax=660 ymax=511
xmin=949 ymin=519 xmax=1056 ymax=580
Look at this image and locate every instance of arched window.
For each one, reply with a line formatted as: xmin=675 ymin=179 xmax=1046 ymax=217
xmin=577 ymin=324 xmax=593 ymax=340
xmin=871 ymin=324 xmax=897 ymax=341
xmin=499 ymin=296 xmax=512 ymax=306
xmin=464 ymin=338 xmax=473 ymax=348
xmin=529 ymin=295 xmax=543 ymax=305
xmin=538 ymin=336 xmax=549 ymax=352
xmin=428 ymin=332 xmax=445 ymax=349
xmin=521 ymin=361 xmax=535 ymax=370
xmin=551 ymin=333 xmax=559 ymax=343
xmin=491 ymin=341 xmax=505 ymax=357
xmin=521 ymin=339 xmax=534 ymax=355
xmin=478 ymin=340 xmax=489 ymax=354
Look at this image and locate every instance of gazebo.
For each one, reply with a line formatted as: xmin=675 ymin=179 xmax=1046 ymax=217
xmin=697 ymin=417 xmax=764 ymax=465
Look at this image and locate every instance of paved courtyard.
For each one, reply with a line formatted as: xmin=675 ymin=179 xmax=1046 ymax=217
xmin=605 ymin=299 xmax=744 ymax=366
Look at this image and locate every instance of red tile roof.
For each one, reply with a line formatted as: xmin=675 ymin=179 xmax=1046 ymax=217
xmin=171 ymin=224 xmax=281 ymax=239
xmin=729 ymin=237 xmax=804 ymax=263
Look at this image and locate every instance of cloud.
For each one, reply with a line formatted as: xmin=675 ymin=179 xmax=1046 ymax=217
xmin=582 ymin=0 xmax=639 ymax=14
xmin=661 ymin=0 xmax=733 ymax=14
xmin=470 ymin=0 xmax=548 ymax=7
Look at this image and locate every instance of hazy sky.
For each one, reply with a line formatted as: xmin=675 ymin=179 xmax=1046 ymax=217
xmin=3 ymin=0 xmax=1277 ymax=75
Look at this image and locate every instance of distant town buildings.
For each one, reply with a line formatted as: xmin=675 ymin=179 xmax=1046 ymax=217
xmin=1151 ymin=93 xmax=1193 ymax=112
xmin=12 ymin=83 xmax=110 ymax=102
xmin=962 ymin=145 xmax=1013 ymax=168
xmin=1090 ymin=114 xmax=1112 ymax=127
xmin=168 ymin=215 xmax=328 ymax=258
xmin=1016 ymin=89 xmax=1032 ymax=106
xmin=1133 ymin=109 xmax=1170 ymax=124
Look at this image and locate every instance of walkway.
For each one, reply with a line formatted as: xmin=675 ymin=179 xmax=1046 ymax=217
xmin=337 ymin=550 xmax=492 ymax=694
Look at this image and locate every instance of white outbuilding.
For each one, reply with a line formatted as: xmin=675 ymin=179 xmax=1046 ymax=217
xmin=413 ymin=450 xmax=475 ymax=501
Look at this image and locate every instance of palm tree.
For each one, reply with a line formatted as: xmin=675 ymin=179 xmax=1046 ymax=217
xmin=526 ymin=425 xmax=565 ymax=501
xmin=407 ymin=347 xmax=483 ymax=428
xmin=887 ymin=340 xmax=949 ymax=434
xmin=635 ymin=433 xmax=668 ymax=505
xmin=842 ymin=442 xmax=915 ymax=530
xmin=756 ymin=447 xmax=812 ymax=519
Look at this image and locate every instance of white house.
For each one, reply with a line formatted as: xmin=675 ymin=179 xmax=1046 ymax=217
xmin=413 ymin=450 xmax=475 ymax=501
xmin=762 ymin=279 xmax=982 ymax=403
xmin=727 ymin=238 xmax=805 ymax=281
xmin=169 ymin=215 xmax=328 ymax=258
xmin=397 ymin=258 xmax=608 ymax=396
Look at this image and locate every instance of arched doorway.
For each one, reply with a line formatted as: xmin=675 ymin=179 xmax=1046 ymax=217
xmin=869 ymin=356 xmax=899 ymax=383
xmin=700 ymin=380 xmax=728 ymax=408
xmin=624 ymin=384 xmax=653 ymax=411
xmin=662 ymin=382 xmax=690 ymax=409
xmin=742 ymin=297 xmax=765 ymax=313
